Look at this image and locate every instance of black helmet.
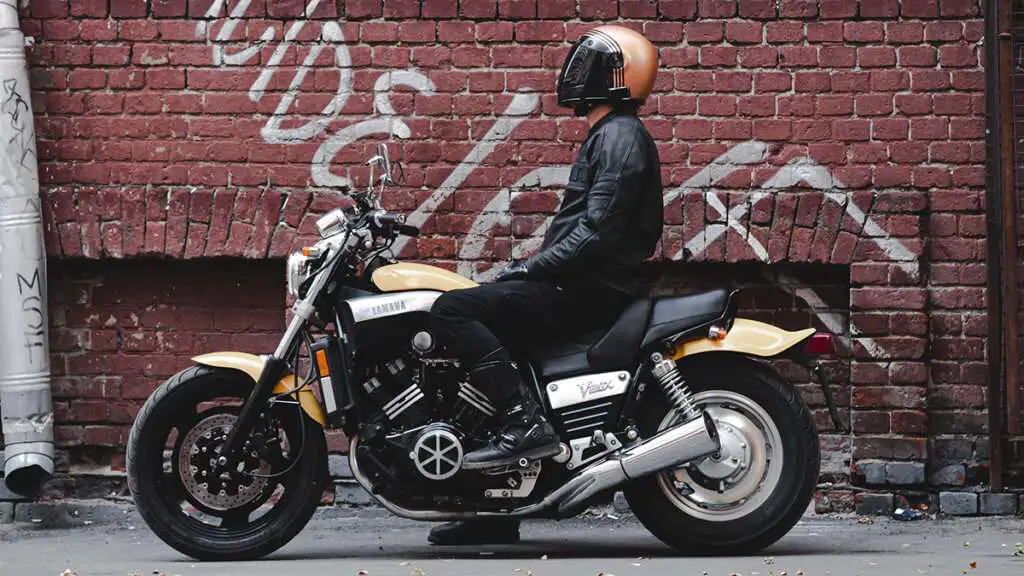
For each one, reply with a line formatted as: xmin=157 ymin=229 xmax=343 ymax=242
xmin=556 ymin=25 xmax=658 ymax=115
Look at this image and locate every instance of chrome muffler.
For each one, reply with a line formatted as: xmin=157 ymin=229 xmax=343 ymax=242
xmin=544 ymin=411 xmax=720 ymax=516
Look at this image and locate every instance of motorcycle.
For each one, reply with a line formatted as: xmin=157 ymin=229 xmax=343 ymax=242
xmin=126 ymin=144 xmax=841 ymax=561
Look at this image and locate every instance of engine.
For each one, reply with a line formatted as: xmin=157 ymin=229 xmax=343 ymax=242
xmin=358 ymin=331 xmax=505 ymax=483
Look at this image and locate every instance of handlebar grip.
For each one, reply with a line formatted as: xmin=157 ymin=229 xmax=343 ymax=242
xmin=372 ymin=212 xmax=419 ymax=237
xmin=396 ymin=224 xmax=420 ymax=237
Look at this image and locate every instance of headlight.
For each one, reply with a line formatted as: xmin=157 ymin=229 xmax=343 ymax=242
xmin=286 ymin=251 xmax=311 ymax=298
xmin=316 ymin=209 xmax=347 ymax=238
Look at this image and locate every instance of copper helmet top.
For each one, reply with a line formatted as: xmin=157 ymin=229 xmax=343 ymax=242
xmin=556 ymin=24 xmax=658 ymax=111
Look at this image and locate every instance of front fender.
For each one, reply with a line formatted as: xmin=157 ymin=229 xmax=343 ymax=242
xmin=192 ymin=352 xmax=326 ymax=427
xmin=672 ymin=318 xmax=815 ymax=360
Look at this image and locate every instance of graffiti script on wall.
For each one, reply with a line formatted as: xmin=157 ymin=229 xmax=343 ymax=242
xmin=198 ymin=1 xmax=919 ymax=356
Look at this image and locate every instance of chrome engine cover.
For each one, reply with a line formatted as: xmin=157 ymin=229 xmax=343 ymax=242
xmin=410 ymin=423 xmax=464 ymax=481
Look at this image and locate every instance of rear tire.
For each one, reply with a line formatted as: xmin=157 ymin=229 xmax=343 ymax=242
xmin=126 ymin=365 xmax=328 ymax=561
xmin=624 ymin=354 xmax=819 ymax=555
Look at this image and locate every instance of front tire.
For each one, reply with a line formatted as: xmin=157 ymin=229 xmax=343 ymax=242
xmin=624 ymin=354 xmax=819 ymax=555
xmin=126 ymin=365 xmax=329 ymax=561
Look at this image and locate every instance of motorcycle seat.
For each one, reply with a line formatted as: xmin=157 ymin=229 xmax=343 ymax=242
xmin=531 ymin=288 xmax=730 ymax=380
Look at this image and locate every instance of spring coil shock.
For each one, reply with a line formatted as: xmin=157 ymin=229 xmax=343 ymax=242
xmin=650 ymin=353 xmax=701 ymax=422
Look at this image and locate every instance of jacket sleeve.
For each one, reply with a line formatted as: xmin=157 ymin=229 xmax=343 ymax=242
xmin=524 ymin=125 xmax=645 ymax=279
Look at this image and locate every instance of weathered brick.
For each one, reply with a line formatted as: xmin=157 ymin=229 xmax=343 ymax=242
xmin=856 ymin=493 xmax=894 ymax=516
xmin=929 ymin=464 xmax=966 ymax=486
xmin=939 ymin=492 xmax=977 ymax=516
xmin=886 ymin=461 xmax=925 ymax=485
xmin=978 ymin=493 xmax=1017 ymax=516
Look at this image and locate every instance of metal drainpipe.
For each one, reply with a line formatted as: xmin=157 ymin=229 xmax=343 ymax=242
xmin=0 ymin=0 xmax=53 ymax=497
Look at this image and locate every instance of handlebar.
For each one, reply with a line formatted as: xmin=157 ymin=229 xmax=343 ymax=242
xmin=372 ymin=211 xmax=419 ymax=237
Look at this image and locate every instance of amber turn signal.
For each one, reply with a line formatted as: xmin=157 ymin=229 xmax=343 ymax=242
xmin=708 ymin=326 xmax=727 ymax=340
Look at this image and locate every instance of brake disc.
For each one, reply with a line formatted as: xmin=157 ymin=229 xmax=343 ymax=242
xmin=177 ymin=413 xmax=272 ymax=511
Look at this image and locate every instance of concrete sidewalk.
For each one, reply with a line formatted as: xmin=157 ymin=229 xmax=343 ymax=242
xmin=1 ymin=503 xmax=1023 ymax=576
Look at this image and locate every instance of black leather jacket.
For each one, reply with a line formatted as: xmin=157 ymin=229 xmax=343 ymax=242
xmin=524 ymin=112 xmax=662 ymax=297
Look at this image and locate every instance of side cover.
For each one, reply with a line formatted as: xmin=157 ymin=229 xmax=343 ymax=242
xmin=371 ymin=263 xmax=478 ymax=293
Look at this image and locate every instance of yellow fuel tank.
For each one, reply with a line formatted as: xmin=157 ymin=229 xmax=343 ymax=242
xmin=371 ymin=263 xmax=479 ymax=293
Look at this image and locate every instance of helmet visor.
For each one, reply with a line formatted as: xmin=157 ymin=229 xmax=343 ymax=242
xmin=557 ymin=40 xmax=599 ymax=105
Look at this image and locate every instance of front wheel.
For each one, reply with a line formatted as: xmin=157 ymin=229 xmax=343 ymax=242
xmin=624 ymin=355 xmax=820 ymax=555
xmin=126 ymin=365 xmax=329 ymax=561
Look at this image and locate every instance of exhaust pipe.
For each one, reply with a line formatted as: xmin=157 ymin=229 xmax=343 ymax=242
xmin=547 ymin=411 xmax=720 ymax=516
xmin=349 ymin=411 xmax=720 ymax=520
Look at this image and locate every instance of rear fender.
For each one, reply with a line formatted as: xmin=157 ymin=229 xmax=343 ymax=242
xmin=672 ymin=318 xmax=815 ymax=360
xmin=192 ymin=352 xmax=326 ymax=427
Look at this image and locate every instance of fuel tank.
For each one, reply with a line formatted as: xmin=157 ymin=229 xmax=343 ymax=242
xmin=371 ymin=263 xmax=478 ymax=293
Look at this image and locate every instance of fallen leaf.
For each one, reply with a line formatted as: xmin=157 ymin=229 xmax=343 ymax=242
xmin=969 ymin=562 xmax=977 ymax=569
xmin=61 ymin=571 xmax=77 ymax=576
xmin=412 ymin=568 xmax=426 ymax=576
xmin=729 ymin=573 xmax=742 ymax=576
xmin=857 ymin=516 xmax=874 ymax=525
xmin=358 ymin=571 xmax=368 ymax=576
xmin=797 ymin=572 xmax=804 ymax=576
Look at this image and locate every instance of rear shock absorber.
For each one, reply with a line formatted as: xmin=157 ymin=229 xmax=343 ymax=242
xmin=649 ymin=353 xmax=701 ymax=422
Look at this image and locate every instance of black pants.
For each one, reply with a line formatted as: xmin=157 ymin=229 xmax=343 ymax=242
xmin=430 ymin=280 xmax=632 ymax=410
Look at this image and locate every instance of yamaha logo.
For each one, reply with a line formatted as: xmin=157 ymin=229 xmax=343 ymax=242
xmin=577 ymin=379 xmax=615 ymax=400
xmin=371 ymin=300 xmax=407 ymax=316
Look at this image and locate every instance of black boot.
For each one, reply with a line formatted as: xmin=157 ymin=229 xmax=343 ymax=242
xmin=462 ymin=384 xmax=561 ymax=470
xmin=427 ymin=518 xmax=521 ymax=545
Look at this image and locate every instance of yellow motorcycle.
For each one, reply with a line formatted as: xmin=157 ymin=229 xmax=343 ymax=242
xmin=126 ymin=144 xmax=838 ymax=560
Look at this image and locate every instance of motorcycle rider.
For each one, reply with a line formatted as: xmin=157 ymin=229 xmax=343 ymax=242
xmin=427 ymin=25 xmax=663 ymax=545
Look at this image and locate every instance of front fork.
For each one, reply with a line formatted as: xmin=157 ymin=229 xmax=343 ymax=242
xmin=217 ymin=301 xmax=313 ymax=470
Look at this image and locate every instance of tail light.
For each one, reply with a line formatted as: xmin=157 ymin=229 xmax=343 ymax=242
xmin=803 ymin=332 xmax=835 ymax=356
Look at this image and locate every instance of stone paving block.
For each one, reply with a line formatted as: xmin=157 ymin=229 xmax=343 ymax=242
xmin=855 ymin=460 xmax=886 ymax=485
xmin=856 ymin=493 xmax=893 ymax=516
xmin=334 ymin=481 xmax=376 ymax=506
xmin=886 ymin=461 xmax=925 ymax=485
xmin=328 ymin=454 xmax=352 ymax=478
xmin=939 ymin=492 xmax=978 ymax=516
xmin=979 ymin=493 xmax=1018 ymax=516
xmin=929 ymin=464 xmax=966 ymax=487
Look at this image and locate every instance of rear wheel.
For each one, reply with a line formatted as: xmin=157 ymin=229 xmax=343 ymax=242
xmin=126 ymin=365 xmax=328 ymax=561
xmin=624 ymin=355 xmax=819 ymax=555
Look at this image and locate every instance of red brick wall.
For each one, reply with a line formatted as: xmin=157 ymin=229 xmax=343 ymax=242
xmin=47 ymin=259 xmax=286 ymax=474
xmin=19 ymin=0 xmax=989 ymax=495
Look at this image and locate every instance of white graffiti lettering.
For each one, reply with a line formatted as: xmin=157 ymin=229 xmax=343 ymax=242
xmin=199 ymin=6 xmax=920 ymax=357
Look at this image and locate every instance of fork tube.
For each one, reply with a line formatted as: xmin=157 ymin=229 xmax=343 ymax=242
xmin=220 ymin=295 xmax=316 ymax=466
